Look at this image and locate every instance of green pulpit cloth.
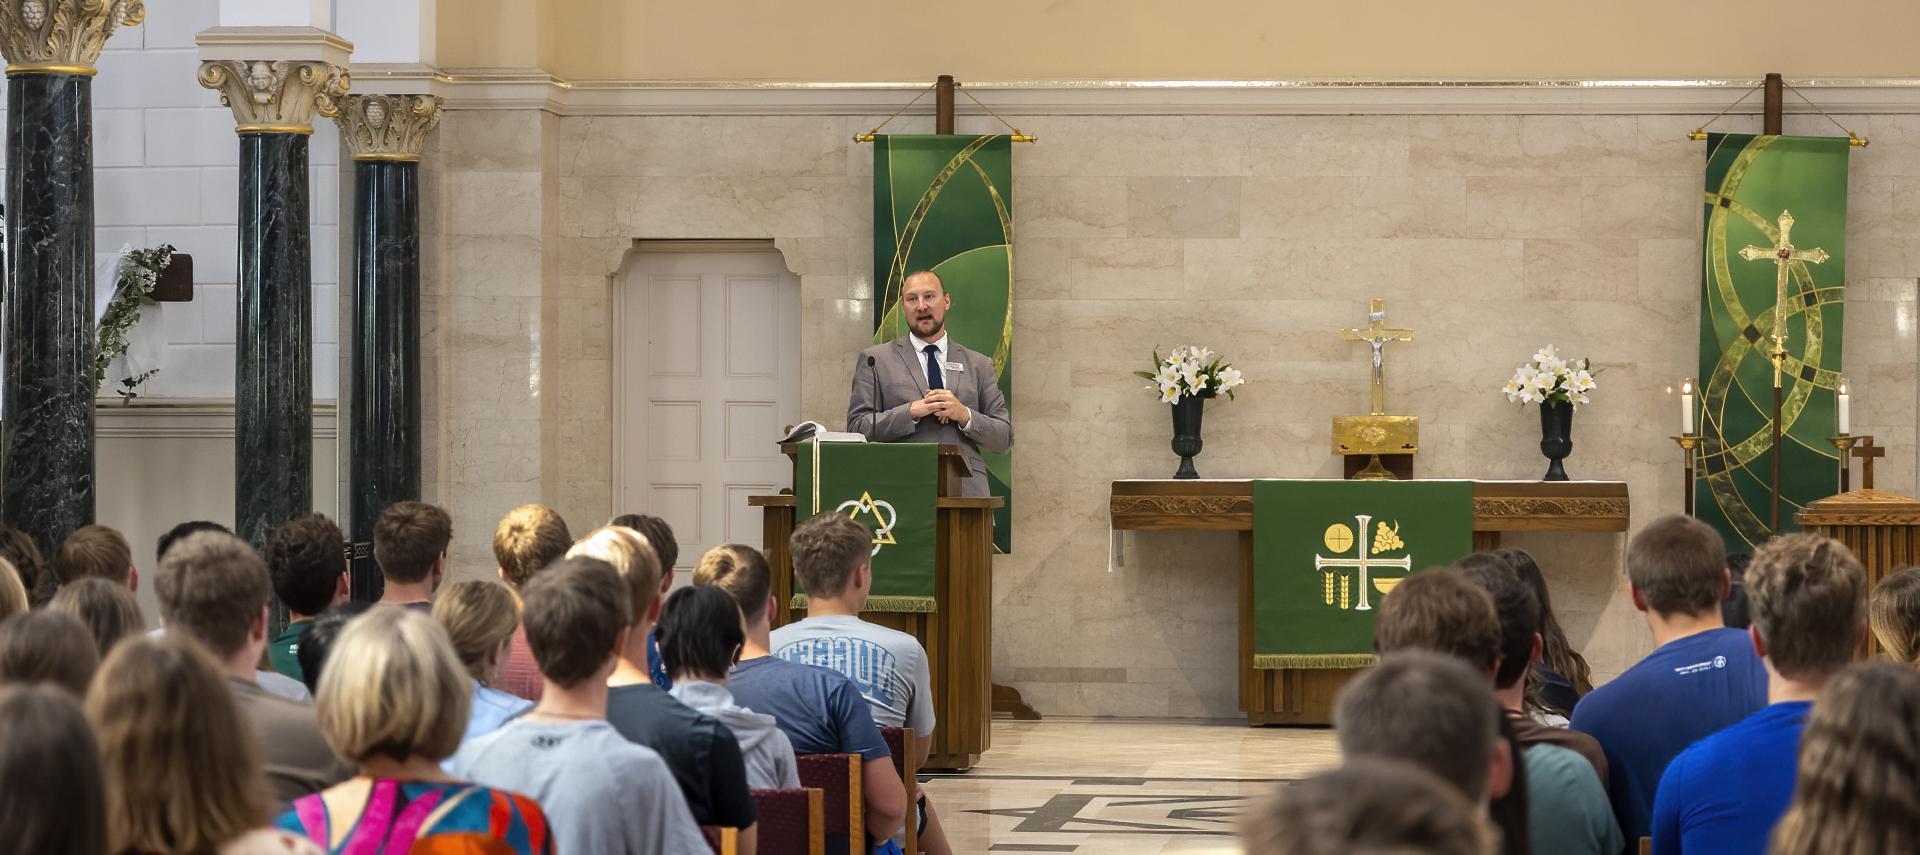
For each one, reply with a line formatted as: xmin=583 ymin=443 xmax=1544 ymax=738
xmin=792 ymin=440 xmax=939 ymax=612
xmin=1252 ymin=480 xmax=1474 ymax=669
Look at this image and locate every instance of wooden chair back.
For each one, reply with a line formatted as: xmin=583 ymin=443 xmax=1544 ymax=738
xmin=748 ymin=787 xmax=826 ymax=855
xmin=795 ymin=753 xmax=862 ymax=855
xmin=879 ymin=726 xmax=919 ymax=854
xmin=698 ymin=825 xmax=738 ymax=855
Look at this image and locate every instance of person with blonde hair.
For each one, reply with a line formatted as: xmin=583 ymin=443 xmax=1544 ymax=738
xmin=431 ymin=579 xmax=531 ymax=745
xmin=0 ymin=683 xmax=108 ymax=855
xmin=1242 ymin=757 xmax=1495 ymax=855
xmin=49 ymin=577 xmax=143 ymax=657
xmin=573 ymin=526 xmax=761 ymax=836
xmin=492 ymin=503 xmax=572 ymax=700
xmin=0 ymin=525 xmax=50 ymax=607
xmin=1869 ymin=565 xmax=1920 ymax=666
xmin=0 ymin=556 xmax=28 ymax=620
xmin=277 ymin=607 xmax=552 ymax=853
xmin=1769 ymin=662 xmax=1920 ymax=854
xmin=87 ymin=635 xmax=320 ymax=855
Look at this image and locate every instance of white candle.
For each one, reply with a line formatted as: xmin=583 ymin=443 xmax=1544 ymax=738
xmin=1838 ymin=381 xmax=1851 ymax=434
xmin=1681 ymin=379 xmax=1695 ymax=435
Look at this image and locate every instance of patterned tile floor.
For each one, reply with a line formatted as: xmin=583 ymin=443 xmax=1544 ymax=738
xmin=919 ymin=719 xmax=1341 ymax=854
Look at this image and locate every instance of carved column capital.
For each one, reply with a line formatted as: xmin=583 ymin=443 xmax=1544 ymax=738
xmin=0 ymin=0 xmax=144 ymax=74
xmin=332 ymin=93 xmax=443 ymax=161
xmin=197 ymin=59 xmax=349 ymax=134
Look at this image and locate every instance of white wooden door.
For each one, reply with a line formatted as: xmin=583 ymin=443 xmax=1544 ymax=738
xmin=617 ymin=247 xmax=801 ymax=578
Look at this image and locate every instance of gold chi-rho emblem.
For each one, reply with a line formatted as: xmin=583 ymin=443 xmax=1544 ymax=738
xmin=1315 ymin=514 xmax=1411 ymax=611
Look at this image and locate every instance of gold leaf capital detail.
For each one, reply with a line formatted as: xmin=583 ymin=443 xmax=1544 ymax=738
xmin=197 ymin=59 xmax=349 ymax=134
xmin=332 ymin=93 xmax=443 ymax=161
xmin=0 ymin=0 xmax=144 ymax=71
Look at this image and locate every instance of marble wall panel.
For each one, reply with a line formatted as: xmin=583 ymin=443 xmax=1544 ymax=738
xmin=421 ymin=107 xmax=1920 ymax=719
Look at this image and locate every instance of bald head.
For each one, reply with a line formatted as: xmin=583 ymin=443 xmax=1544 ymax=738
xmin=902 ymin=270 xmax=950 ymax=339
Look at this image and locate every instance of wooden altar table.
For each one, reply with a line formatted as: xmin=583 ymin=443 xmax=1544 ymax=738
xmin=1109 ymin=479 xmax=1631 ymax=725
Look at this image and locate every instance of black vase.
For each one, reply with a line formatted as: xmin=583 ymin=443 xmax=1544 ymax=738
xmin=1539 ymin=401 xmax=1574 ymax=482
xmin=1171 ymin=396 xmax=1206 ymax=479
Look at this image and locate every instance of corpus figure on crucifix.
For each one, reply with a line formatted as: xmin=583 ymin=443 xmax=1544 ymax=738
xmin=1341 ymin=299 xmax=1413 ymax=416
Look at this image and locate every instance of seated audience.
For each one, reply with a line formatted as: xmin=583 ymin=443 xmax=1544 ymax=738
xmin=697 ymin=543 xmax=910 ymax=844
xmin=264 ymin=514 xmax=349 ymax=683
xmin=452 ymin=557 xmax=706 ymax=854
xmin=1571 ymin=514 xmax=1767 ymax=842
xmin=571 ymin=526 xmax=760 ymax=835
xmin=1768 ymin=662 xmax=1920 ymax=854
xmin=0 ymin=610 xmax=100 ymax=695
xmin=491 ymin=503 xmax=573 ymax=700
xmin=87 ymin=636 xmax=321 ymax=855
xmin=1335 ymin=650 xmax=1512 ymax=807
xmin=154 ymin=531 xmax=351 ymax=802
xmin=49 ymin=577 xmax=143 ymax=656
xmin=293 ymin=601 xmax=375 ymax=696
xmin=156 ymin=520 xmax=231 ymax=563
xmin=0 ymin=683 xmax=108 ymax=855
xmin=0 ymin=524 xmax=51 ymax=606
xmin=1722 ymin=552 xmax=1753 ymax=629
xmin=55 ymin=524 xmax=137 ymax=591
xmin=372 ymin=501 xmax=451 ymax=608
xmin=612 ymin=512 xmax=679 ymax=689
xmin=1241 ymin=757 xmax=1493 ymax=855
xmin=0 ymin=556 xmax=28 ymax=620
xmin=1652 ymin=533 xmax=1866 ymax=853
xmin=660 ymin=584 xmax=802 ymax=789
xmin=432 ymin=579 xmax=532 ymax=745
xmin=1500 ymin=547 xmax=1591 ymax=719
xmin=279 ymin=607 xmax=552 ymax=853
xmin=1869 ymin=565 xmax=1920 ymax=666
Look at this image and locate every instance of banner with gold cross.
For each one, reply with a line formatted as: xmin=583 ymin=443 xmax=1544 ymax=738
xmin=792 ymin=440 xmax=939 ymax=612
xmin=1252 ymin=480 xmax=1474 ymax=668
xmin=1698 ymin=134 xmax=1850 ymax=552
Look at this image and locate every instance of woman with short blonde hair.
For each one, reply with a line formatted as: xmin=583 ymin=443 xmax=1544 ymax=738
xmin=1869 ymin=566 xmax=1920 ymax=666
xmin=1770 ymin=662 xmax=1920 ymax=854
xmin=50 ymin=577 xmax=143 ymax=657
xmin=431 ymin=579 xmax=531 ymax=744
xmin=278 ymin=606 xmax=552 ymax=853
xmin=86 ymin=635 xmax=319 ymax=855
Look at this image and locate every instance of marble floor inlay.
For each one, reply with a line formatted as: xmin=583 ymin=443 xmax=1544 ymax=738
xmin=919 ymin=719 xmax=1341 ymax=854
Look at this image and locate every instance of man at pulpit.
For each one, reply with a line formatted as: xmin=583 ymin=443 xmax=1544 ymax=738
xmin=846 ymin=271 xmax=1012 ymax=498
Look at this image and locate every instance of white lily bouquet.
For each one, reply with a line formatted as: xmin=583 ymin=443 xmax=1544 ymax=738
xmin=1136 ymin=346 xmax=1246 ymax=404
xmin=1503 ymin=345 xmax=1598 ymax=407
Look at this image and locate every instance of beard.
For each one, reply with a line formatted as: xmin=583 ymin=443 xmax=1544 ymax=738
xmin=912 ymin=314 xmax=944 ymax=338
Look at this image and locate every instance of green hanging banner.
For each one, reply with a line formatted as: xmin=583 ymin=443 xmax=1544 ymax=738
xmin=872 ymin=134 xmax=1014 ymax=553
xmin=1697 ymin=134 xmax=1851 ymax=552
xmin=792 ymin=440 xmax=940 ymax=612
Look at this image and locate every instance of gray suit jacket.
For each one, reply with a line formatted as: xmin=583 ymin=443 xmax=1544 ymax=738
xmin=846 ymin=336 xmax=1012 ymax=498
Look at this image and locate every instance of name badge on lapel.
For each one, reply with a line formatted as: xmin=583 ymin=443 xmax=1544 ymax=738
xmin=943 ymin=361 xmax=965 ymax=373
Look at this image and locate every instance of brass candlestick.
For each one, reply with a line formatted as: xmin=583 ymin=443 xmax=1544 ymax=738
xmin=1828 ymin=434 xmax=1861 ymax=493
xmin=1672 ymin=435 xmax=1702 ymax=516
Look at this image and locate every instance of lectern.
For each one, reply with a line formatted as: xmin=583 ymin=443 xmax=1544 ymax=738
xmin=1798 ymin=488 xmax=1920 ymax=660
xmin=749 ymin=443 xmax=998 ymax=770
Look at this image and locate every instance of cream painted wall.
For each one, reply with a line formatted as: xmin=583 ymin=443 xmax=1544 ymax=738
xmin=439 ymin=0 xmax=1920 ymax=81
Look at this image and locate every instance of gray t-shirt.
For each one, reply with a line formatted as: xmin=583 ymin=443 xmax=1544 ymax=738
xmin=450 ymin=718 xmax=706 ymax=855
xmin=770 ymin=615 xmax=935 ymax=737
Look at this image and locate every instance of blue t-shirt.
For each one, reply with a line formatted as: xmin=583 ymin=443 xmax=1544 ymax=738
xmin=647 ymin=632 xmax=672 ymax=690
xmin=1571 ymin=627 xmax=1769 ymax=842
xmin=1651 ymin=701 xmax=1810 ymax=855
xmin=728 ymin=655 xmax=890 ymax=762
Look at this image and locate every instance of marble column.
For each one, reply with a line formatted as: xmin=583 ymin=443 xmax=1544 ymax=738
xmin=0 ymin=1 xmax=143 ymax=560
xmin=332 ymin=94 xmax=441 ymax=599
xmin=198 ymin=59 xmax=348 ymax=548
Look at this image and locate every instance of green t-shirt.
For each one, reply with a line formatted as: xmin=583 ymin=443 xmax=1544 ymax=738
xmin=1526 ymin=742 xmax=1624 ymax=855
xmin=267 ymin=619 xmax=308 ymax=684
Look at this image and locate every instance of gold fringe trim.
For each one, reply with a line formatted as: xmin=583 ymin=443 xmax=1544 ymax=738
xmin=788 ymin=594 xmax=937 ymax=613
xmin=1254 ymin=653 xmax=1376 ymax=670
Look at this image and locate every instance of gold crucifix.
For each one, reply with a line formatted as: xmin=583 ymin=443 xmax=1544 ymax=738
xmin=1341 ymin=299 xmax=1413 ymax=416
xmin=1738 ymin=209 xmax=1829 ymax=390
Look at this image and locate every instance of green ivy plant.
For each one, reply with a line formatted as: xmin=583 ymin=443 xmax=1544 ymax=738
xmin=94 ymin=244 xmax=175 ymax=400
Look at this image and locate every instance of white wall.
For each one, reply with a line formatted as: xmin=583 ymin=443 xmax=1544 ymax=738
xmin=2 ymin=0 xmax=344 ymax=401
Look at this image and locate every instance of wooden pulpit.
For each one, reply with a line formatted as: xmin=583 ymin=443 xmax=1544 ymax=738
xmin=1797 ymin=488 xmax=1920 ymax=659
xmin=749 ymin=444 xmax=997 ymax=770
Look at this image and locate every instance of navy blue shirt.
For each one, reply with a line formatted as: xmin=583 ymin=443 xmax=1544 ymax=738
xmin=728 ymin=655 xmax=891 ymax=762
xmin=646 ymin=632 xmax=671 ymax=690
xmin=1651 ymin=701 xmax=1809 ymax=855
xmin=1571 ymin=628 xmax=1769 ymax=842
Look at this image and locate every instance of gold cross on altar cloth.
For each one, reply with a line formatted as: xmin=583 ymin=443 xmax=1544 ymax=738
xmin=1341 ymin=298 xmax=1413 ymax=416
xmin=1738 ymin=209 xmax=1829 ymax=390
xmin=1313 ymin=514 xmax=1411 ymax=612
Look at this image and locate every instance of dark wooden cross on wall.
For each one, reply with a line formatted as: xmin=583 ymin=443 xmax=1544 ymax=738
xmin=1853 ymin=437 xmax=1886 ymax=490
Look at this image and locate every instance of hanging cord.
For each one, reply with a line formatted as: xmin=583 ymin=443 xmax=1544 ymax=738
xmin=855 ymin=82 xmax=939 ymax=142
xmin=957 ymin=84 xmax=1037 ymax=142
xmin=1688 ymin=81 xmax=1868 ymax=146
xmin=1783 ymin=82 xmax=1869 ymax=146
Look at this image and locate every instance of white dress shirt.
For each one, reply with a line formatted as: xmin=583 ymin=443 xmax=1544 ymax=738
xmin=909 ymin=331 xmax=976 ymax=432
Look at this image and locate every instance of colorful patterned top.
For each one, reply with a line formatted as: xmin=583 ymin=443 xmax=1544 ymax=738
xmin=276 ymin=777 xmax=552 ymax=854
